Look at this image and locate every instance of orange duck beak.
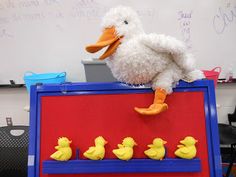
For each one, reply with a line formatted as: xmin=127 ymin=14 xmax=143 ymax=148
xmin=85 ymin=27 xmax=122 ymax=60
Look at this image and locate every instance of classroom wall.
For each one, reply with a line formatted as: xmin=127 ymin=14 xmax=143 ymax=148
xmin=0 ymin=88 xmax=29 ymax=126
xmin=215 ymin=84 xmax=236 ymax=124
xmin=0 ymin=85 xmax=235 ymax=127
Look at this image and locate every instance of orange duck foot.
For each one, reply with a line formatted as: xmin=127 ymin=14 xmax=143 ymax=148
xmin=134 ymin=103 xmax=168 ymax=115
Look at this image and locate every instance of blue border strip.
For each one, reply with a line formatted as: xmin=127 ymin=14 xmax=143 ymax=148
xmin=28 ymin=80 xmax=222 ymax=177
xmin=203 ymin=87 xmax=215 ymax=177
xmin=35 ymin=93 xmax=42 ymax=177
xmin=43 ymin=158 xmax=201 ymax=174
xmin=27 ymin=85 xmax=37 ymax=177
xmin=33 ymin=80 xmax=206 ymax=93
xmin=207 ymin=81 xmax=222 ymax=177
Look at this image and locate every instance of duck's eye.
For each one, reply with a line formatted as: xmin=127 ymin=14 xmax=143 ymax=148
xmin=124 ymin=20 xmax=128 ymax=24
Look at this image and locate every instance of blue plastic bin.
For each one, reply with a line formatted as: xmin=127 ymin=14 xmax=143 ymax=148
xmin=24 ymin=72 xmax=66 ymax=93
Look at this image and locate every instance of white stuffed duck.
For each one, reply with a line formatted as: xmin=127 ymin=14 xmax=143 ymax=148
xmin=86 ymin=6 xmax=204 ymax=115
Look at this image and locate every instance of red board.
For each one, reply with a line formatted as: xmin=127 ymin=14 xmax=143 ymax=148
xmin=40 ymin=91 xmax=209 ymax=177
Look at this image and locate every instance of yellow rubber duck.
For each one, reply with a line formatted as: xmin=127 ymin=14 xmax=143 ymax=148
xmin=174 ymin=136 xmax=198 ymax=159
xmin=112 ymin=137 xmax=137 ymax=161
xmin=144 ymin=138 xmax=167 ymax=160
xmin=50 ymin=137 xmax=72 ymax=161
xmin=83 ymin=136 xmax=108 ymax=160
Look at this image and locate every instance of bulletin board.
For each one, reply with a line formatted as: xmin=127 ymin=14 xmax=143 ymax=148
xmin=28 ymin=80 xmax=222 ymax=177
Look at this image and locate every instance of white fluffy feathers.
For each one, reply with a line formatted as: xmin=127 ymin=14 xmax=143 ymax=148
xmin=102 ymin=6 xmax=204 ymax=93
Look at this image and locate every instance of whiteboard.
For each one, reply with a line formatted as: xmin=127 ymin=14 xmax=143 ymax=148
xmin=0 ymin=0 xmax=235 ymax=84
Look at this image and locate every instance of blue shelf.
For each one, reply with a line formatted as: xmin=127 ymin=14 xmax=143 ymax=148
xmin=43 ymin=158 xmax=201 ymax=174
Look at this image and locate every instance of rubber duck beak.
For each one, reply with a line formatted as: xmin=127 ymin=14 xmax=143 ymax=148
xmin=163 ymin=141 xmax=167 ymax=144
xmin=180 ymin=140 xmax=185 ymax=144
xmin=85 ymin=26 xmax=122 ymax=60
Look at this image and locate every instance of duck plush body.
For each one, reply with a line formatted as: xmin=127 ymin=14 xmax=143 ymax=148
xmin=113 ymin=137 xmax=137 ymax=160
xmin=86 ymin=6 xmax=204 ymax=115
xmin=83 ymin=136 xmax=108 ymax=160
xmin=50 ymin=137 xmax=72 ymax=161
xmin=144 ymin=138 xmax=167 ymax=160
xmin=174 ymin=136 xmax=198 ymax=159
